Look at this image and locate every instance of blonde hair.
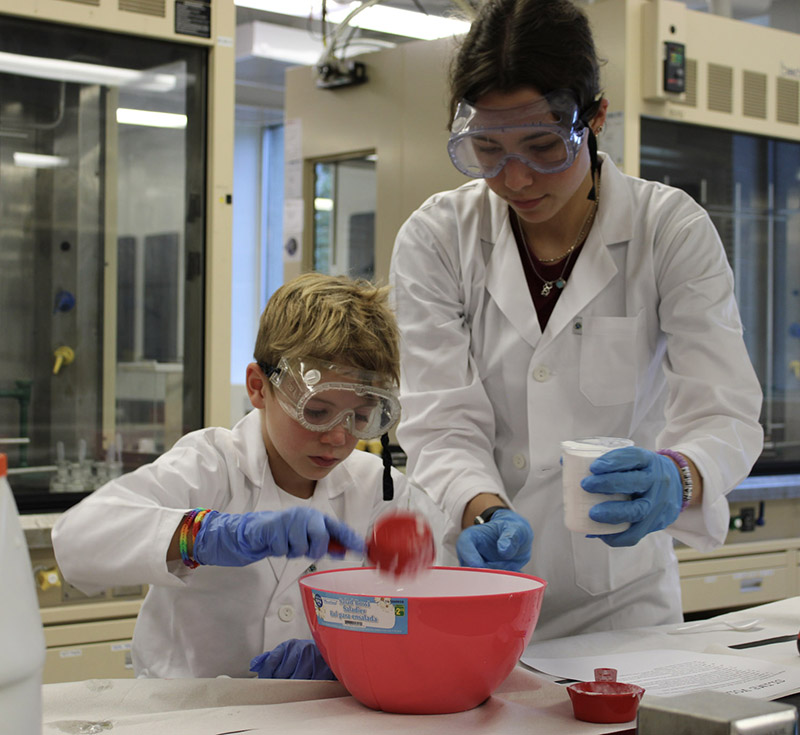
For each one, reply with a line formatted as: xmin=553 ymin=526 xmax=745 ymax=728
xmin=254 ymin=273 xmax=400 ymax=385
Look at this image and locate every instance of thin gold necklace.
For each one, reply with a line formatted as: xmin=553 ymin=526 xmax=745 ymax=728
xmin=520 ymin=232 xmax=575 ymax=296
xmin=517 ymin=175 xmax=600 ymax=296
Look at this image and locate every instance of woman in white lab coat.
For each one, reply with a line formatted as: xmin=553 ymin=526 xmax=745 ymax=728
xmin=390 ymin=0 xmax=763 ymax=640
xmin=53 ymin=274 xmax=428 ymax=678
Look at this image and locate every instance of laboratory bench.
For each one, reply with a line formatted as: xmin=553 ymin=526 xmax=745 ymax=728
xmin=19 ymin=471 xmax=800 ymax=685
xmin=38 ymin=596 xmax=800 ymax=735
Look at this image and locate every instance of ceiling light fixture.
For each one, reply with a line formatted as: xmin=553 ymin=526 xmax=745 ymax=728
xmin=233 ymin=0 xmax=470 ymax=39
xmin=0 ymin=51 xmax=177 ymax=92
xmin=116 ymin=108 xmax=188 ymax=128
xmin=13 ymin=152 xmax=70 ymax=169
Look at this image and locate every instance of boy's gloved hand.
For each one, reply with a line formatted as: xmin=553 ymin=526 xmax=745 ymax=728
xmin=250 ymin=639 xmax=335 ymax=680
xmin=582 ymin=446 xmax=683 ymax=548
xmin=456 ymin=508 xmax=533 ymax=571
xmin=193 ymin=507 xmax=365 ymax=567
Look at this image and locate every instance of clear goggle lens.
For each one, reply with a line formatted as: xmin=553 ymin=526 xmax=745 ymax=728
xmin=448 ymin=126 xmax=586 ymax=177
xmin=290 ymin=387 xmax=397 ymax=438
xmin=264 ymin=357 xmax=400 ymax=440
xmin=447 ymin=90 xmax=588 ymax=178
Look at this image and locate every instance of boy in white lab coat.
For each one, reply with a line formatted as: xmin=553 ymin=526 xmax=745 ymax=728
xmin=53 ymin=273 xmax=417 ymax=679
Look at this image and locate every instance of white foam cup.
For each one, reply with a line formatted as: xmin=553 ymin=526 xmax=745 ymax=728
xmin=560 ymin=437 xmax=634 ymax=534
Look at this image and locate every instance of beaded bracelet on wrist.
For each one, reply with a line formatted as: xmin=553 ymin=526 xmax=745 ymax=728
xmin=179 ymin=508 xmax=211 ymax=568
xmin=657 ymin=449 xmax=693 ymax=511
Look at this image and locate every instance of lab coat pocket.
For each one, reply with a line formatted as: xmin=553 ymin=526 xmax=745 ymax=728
xmin=571 ymin=532 xmax=657 ymax=596
xmin=579 ymin=313 xmax=642 ymax=406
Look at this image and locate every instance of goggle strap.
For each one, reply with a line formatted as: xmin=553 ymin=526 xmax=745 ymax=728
xmin=257 ymin=361 xmax=281 ymax=379
xmin=578 ymin=95 xmax=603 ymax=126
xmin=381 ymin=432 xmax=394 ymax=501
xmin=587 ymin=131 xmax=598 ymax=201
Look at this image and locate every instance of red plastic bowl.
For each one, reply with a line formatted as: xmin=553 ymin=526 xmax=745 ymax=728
xmin=567 ymin=681 xmax=645 ymax=723
xmin=299 ymin=566 xmax=546 ymax=714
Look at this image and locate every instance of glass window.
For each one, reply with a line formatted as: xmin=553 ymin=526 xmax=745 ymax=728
xmin=313 ymin=155 xmax=376 ymax=279
xmin=0 ymin=16 xmax=207 ymax=509
xmin=640 ymin=117 xmax=800 ymax=473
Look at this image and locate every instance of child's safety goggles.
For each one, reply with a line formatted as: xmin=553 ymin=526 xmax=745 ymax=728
xmin=259 ymin=356 xmax=400 ymax=440
xmin=447 ymin=89 xmax=589 ymax=178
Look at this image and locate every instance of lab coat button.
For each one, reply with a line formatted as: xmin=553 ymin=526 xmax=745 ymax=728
xmin=532 ymin=365 xmax=551 ymax=382
xmin=512 ymin=454 xmax=527 ymax=469
xmin=278 ymin=605 xmax=295 ymax=622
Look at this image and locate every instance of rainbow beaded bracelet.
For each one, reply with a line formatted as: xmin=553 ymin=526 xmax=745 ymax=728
xmin=179 ymin=508 xmax=211 ymax=568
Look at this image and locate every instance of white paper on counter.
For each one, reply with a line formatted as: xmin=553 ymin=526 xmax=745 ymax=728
xmin=42 ymin=668 xmax=635 ymax=735
xmin=521 ymin=648 xmax=800 ymax=700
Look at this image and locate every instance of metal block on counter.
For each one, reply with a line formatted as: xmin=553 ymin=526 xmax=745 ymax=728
xmin=638 ymin=690 xmax=797 ymax=734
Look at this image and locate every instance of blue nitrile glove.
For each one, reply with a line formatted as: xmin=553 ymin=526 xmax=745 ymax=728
xmin=456 ymin=508 xmax=533 ymax=571
xmin=193 ymin=507 xmax=366 ymax=567
xmin=581 ymin=446 xmax=683 ymax=548
xmin=250 ymin=639 xmax=336 ymax=680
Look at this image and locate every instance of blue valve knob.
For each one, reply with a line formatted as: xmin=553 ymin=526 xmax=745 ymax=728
xmin=54 ymin=290 xmax=76 ymax=313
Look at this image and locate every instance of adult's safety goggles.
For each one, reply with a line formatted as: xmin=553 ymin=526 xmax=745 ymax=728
xmin=259 ymin=356 xmax=400 ymax=440
xmin=447 ymin=90 xmax=589 ymax=178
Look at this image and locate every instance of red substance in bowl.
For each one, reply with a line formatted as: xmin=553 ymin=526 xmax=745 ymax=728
xmin=567 ymin=680 xmax=645 ymax=723
xmin=300 ymin=566 xmax=547 ymax=714
xmin=365 ymin=510 xmax=435 ymax=578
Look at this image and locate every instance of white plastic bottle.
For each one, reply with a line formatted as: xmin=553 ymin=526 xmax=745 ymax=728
xmin=0 ymin=453 xmax=45 ymax=734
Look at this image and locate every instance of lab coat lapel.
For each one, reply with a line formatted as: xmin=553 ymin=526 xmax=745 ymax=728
xmin=233 ymin=409 xmax=268 ymax=489
xmin=540 ymin=227 xmax=617 ymax=347
xmin=538 ymin=155 xmax=634 ymax=349
xmin=485 ymin=211 xmax=542 ymax=349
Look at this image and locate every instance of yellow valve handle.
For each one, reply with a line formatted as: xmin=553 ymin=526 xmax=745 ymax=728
xmin=791 ymin=360 xmax=800 ymax=380
xmin=36 ymin=567 xmax=62 ymax=591
xmin=53 ymin=345 xmax=75 ymax=375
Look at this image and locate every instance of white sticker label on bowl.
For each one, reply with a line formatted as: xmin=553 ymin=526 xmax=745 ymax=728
xmin=311 ymin=590 xmax=408 ymax=634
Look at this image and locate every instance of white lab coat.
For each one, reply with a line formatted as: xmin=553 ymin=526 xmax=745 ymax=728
xmin=52 ymin=409 xmax=436 ymax=678
xmin=390 ymin=153 xmax=764 ymax=640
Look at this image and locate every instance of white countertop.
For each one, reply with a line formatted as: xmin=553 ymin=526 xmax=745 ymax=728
xmin=40 ymin=597 xmax=800 ymax=735
xmin=43 ymin=669 xmax=613 ymax=735
xmin=524 ymin=596 xmax=800 ymax=668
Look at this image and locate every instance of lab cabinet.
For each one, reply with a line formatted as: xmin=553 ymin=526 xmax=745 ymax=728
xmin=23 ymin=513 xmax=144 ymax=683
xmin=0 ymin=14 xmax=206 ymax=500
xmin=44 ymin=639 xmax=134 ymax=684
xmin=676 ymin=539 xmax=800 ymax=614
xmin=0 ymin=0 xmax=235 ymax=515
xmin=41 ymin=608 xmax=140 ymax=684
